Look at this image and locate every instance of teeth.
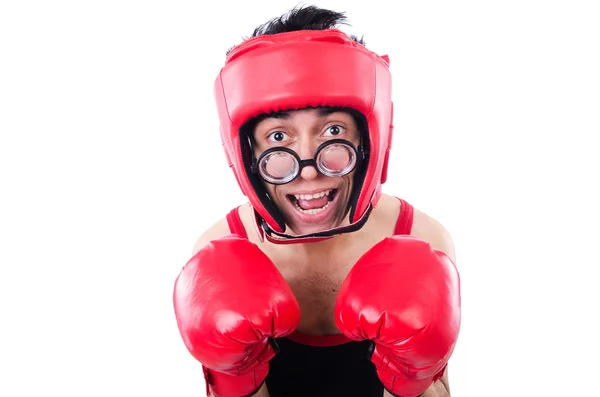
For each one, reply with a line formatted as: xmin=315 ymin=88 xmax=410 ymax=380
xmin=293 ymin=190 xmax=330 ymax=201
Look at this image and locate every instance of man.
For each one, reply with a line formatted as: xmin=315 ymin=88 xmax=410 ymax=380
xmin=173 ymin=6 xmax=461 ymax=397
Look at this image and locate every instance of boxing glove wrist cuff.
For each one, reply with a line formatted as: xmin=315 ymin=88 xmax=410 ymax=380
xmin=203 ymin=365 xmax=268 ymax=397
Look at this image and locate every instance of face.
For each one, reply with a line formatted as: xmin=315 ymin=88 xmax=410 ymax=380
xmin=252 ymin=108 xmax=361 ymax=236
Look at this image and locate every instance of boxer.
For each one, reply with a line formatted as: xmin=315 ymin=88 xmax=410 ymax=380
xmin=173 ymin=6 xmax=461 ymax=397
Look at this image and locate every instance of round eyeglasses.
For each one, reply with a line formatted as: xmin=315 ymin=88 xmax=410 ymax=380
xmin=251 ymin=139 xmax=360 ymax=185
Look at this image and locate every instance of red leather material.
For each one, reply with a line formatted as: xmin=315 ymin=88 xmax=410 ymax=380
xmin=173 ymin=235 xmax=300 ymax=397
xmin=335 ymin=236 xmax=461 ymax=397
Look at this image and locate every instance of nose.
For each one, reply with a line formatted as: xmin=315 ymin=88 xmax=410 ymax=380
xmin=300 ymin=163 xmax=318 ymax=180
xmin=297 ymin=138 xmax=318 ymax=181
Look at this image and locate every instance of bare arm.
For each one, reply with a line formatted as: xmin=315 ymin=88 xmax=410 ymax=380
xmin=250 ymin=383 xmax=271 ymax=397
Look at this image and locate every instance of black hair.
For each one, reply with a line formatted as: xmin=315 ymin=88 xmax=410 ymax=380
xmin=226 ymin=5 xmax=365 ymax=55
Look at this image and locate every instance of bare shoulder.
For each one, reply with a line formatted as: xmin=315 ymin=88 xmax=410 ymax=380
xmin=410 ymin=205 xmax=457 ymax=263
xmin=368 ymin=193 xmax=401 ymax=235
xmin=191 ymin=214 xmax=234 ymax=255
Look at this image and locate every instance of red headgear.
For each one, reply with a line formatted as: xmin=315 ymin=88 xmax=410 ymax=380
xmin=214 ymin=29 xmax=394 ymax=244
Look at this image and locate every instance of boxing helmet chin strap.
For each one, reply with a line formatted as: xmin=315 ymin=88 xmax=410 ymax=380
xmin=253 ymin=203 xmax=374 ymax=245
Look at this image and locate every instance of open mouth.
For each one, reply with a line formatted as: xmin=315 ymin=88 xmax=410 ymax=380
xmin=287 ymin=189 xmax=338 ymax=215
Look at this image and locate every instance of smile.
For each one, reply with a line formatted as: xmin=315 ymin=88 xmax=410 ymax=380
xmin=287 ymin=189 xmax=338 ymax=215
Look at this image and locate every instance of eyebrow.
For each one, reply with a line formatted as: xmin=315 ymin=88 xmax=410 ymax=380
xmin=317 ymin=107 xmax=345 ymax=117
xmin=250 ymin=107 xmax=355 ymax=143
xmin=261 ymin=107 xmax=344 ymax=121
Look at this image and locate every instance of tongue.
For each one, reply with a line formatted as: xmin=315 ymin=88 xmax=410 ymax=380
xmin=297 ymin=196 xmax=329 ymax=210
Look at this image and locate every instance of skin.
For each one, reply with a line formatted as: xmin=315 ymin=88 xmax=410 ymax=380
xmin=251 ymin=108 xmax=361 ymax=236
xmin=194 ymin=108 xmax=456 ymax=397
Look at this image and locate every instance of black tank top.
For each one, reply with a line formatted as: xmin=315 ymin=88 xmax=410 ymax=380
xmin=225 ymin=199 xmax=414 ymax=397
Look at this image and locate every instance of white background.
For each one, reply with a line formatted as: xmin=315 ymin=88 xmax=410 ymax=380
xmin=1 ymin=0 xmax=599 ymax=396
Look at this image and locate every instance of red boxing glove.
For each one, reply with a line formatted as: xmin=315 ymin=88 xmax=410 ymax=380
xmin=335 ymin=236 xmax=461 ymax=397
xmin=173 ymin=235 xmax=301 ymax=397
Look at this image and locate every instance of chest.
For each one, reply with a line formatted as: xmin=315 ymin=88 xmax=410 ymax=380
xmin=275 ymin=253 xmax=353 ymax=335
xmin=261 ymin=238 xmax=381 ymax=336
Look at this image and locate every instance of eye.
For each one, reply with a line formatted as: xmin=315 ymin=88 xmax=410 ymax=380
xmin=324 ymin=125 xmax=344 ymax=137
xmin=267 ymin=131 xmax=290 ymax=142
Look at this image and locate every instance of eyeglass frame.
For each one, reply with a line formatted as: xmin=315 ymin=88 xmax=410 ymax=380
xmin=249 ymin=137 xmax=365 ymax=185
